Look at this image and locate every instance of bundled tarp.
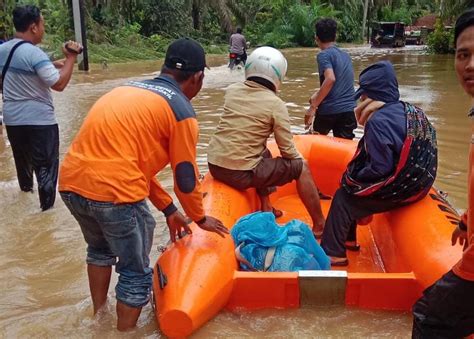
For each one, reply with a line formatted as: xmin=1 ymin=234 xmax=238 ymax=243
xmin=231 ymin=212 xmax=330 ymax=272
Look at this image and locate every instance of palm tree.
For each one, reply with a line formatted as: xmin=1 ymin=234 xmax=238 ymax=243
xmin=185 ymin=0 xmax=234 ymax=33
xmin=226 ymin=0 xmax=269 ymax=28
xmin=185 ymin=0 xmax=203 ymax=30
xmin=211 ymin=0 xmax=234 ymax=33
xmin=362 ymin=0 xmax=369 ymax=39
xmin=187 ymin=0 xmax=274 ymax=34
xmin=437 ymin=0 xmax=474 ymax=19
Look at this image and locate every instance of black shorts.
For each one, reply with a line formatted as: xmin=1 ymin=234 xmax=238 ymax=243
xmin=313 ymin=111 xmax=357 ymax=140
xmin=208 ymin=150 xmax=303 ymax=197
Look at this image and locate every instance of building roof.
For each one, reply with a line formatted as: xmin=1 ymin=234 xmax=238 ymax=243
xmin=414 ymin=14 xmax=437 ymax=28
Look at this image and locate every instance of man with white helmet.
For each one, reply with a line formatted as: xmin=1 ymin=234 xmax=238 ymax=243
xmin=207 ymin=46 xmax=326 ymax=236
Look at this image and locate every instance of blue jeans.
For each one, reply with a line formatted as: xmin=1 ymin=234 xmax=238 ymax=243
xmin=60 ymin=191 xmax=156 ymax=308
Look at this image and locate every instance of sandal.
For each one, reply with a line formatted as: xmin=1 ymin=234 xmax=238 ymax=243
xmin=318 ymin=190 xmax=332 ymax=200
xmin=272 ymin=207 xmax=283 ymax=218
xmin=345 ymin=241 xmax=361 ymax=252
xmin=330 ymin=256 xmax=349 ymax=266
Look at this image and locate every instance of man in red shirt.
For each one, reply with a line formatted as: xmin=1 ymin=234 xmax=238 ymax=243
xmin=412 ymin=10 xmax=474 ymax=337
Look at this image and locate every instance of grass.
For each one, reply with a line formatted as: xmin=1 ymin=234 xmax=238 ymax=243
xmin=40 ymin=33 xmax=228 ymax=64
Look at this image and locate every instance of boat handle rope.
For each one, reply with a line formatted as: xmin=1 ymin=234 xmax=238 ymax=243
xmin=156 ymin=263 xmax=168 ymax=289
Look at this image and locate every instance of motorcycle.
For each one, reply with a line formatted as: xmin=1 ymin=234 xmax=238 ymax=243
xmin=228 ymin=52 xmax=245 ymax=70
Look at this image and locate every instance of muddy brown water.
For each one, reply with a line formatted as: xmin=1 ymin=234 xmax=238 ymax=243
xmin=0 ymin=46 xmax=471 ymax=338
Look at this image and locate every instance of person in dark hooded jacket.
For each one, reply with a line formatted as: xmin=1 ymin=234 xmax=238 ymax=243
xmin=321 ymin=61 xmax=438 ymax=266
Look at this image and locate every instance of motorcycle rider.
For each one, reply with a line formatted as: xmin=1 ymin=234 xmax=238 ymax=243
xmin=229 ymin=27 xmax=247 ymax=68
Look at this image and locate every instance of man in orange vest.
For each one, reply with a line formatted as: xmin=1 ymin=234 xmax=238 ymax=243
xmin=412 ymin=10 xmax=474 ymax=337
xmin=59 ymin=38 xmax=228 ymax=331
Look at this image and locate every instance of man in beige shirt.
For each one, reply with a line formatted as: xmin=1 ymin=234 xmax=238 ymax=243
xmin=208 ymin=47 xmax=325 ymax=235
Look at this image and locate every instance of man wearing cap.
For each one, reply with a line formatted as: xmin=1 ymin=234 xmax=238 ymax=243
xmin=412 ymin=10 xmax=474 ymax=338
xmin=58 ymin=38 xmax=228 ymax=331
xmin=321 ymin=60 xmax=437 ymax=266
xmin=0 ymin=5 xmax=81 ymax=211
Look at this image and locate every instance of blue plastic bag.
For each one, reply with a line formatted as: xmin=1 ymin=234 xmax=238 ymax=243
xmin=231 ymin=212 xmax=330 ymax=271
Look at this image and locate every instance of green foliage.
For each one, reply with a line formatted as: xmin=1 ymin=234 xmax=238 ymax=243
xmin=371 ymin=0 xmax=441 ymax=28
xmin=109 ymin=23 xmax=142 ymax=45
xmin=148 ymin=34 xmax=171 ymax=51
xmin=0 ymin=0 xmax=466 ymax=62
xmin=40 ymin=0 xmax=73 ymax=39
xmin=379 ymin=5 xmax=414 ymax=24
xmin=139 ymin=0 xmax=191 ymax=37
xmin=246 ymin=0 xmax=338 ymax=48
xmin=87 ymin=42 xmax=161 ymax=63
xmin=427 ymin=18 xmax=455 ymax=54
xmin=87 ymin=23 xmax=174 ymax=63
xmin=0 ymin=0 xmax=16 ymax=39
xmin=192 ymin=7 xmax=229 ymax=42
xmin=438 ymin=0 xmax=474 ymax=20
xmin=262 ymin=30 xmax=296 ymax=49
xmin=228 ymin=0 xmax=269 ymax=27
xmin=284 ymin=2 xmax=338 ymax=47
xmin=337 ymin=0 xmax=364 ymax=42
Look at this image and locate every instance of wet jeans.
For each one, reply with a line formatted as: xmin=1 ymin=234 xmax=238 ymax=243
xmin=6 ymin=124 xmax=59 ymax=211
xmin=60 ymin=191 xmax=156 ymax=308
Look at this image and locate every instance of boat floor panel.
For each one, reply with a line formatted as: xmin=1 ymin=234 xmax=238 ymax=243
xmin=273 ymin=195 xmax=385 ymax=274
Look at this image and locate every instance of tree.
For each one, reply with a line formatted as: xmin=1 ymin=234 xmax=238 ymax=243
xmin=437 ymin=0 xmax=474 ymax=20
xmin=228 ymin=0 xmax=270 ymax=27
xmin=362 ymin=0 xmax=369 ymax=40
xmin=0 ymin=0 xmax=16 ymax=40
xmin=185 ymin=0 xmax=235 ymax=34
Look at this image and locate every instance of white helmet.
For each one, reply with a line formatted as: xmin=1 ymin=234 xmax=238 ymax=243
xmin=245 ymin=46 xmax=288 ymax=90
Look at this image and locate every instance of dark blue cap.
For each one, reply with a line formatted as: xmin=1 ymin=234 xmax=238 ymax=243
xmin=165 ymin=37 xmax=208 ymax=72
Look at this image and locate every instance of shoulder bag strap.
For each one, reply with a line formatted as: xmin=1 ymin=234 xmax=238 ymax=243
xmin=1 ymin=40 xmax=30 ymax=94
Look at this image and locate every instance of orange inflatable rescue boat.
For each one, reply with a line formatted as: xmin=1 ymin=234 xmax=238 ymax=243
xmin=152 ymin=135 xmax=461 ymax=337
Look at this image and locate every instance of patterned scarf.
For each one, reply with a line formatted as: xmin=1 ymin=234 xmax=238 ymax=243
xmin=342 ymin=102 xmax=437 ymax=203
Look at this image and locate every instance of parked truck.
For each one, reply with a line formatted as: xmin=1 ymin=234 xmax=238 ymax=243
xmin=371 ymin=22 xmax=406 ymax=47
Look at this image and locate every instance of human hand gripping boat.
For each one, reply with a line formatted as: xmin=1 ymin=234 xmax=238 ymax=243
xmin=152 ymin=134 xmax=461 ymax=337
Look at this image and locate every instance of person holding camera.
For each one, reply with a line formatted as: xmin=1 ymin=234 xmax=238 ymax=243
xmin=0 ymin=5 xmax=81 ymax=211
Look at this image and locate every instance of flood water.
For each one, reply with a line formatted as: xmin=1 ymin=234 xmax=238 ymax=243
xmin=0 ymin=45 xmax=472 ymax=338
